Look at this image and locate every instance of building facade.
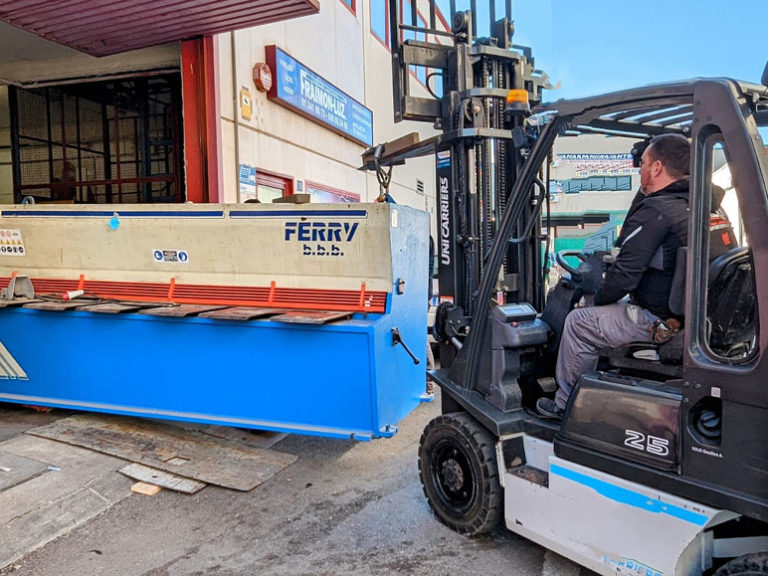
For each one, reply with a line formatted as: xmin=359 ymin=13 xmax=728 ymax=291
xmin=548 ymin=133 xmax=641 ymax=251
xmin=0 ymin=0 xmax=445 ymax=222
xmin=216 ymin=0 xmax=442 ymax=213
xmin=0 ymin=0 xmax=650 ymax=244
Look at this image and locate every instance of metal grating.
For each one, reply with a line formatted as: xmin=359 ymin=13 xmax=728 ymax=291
xmin=13 ymin=75 xmax=183 ymax=203
xmin=5 ymin=277 xmax=388 ymax=314
xmin=0 ymin=0 xmax=319 ymax=57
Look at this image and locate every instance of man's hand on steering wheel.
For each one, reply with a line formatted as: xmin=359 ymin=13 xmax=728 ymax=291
xmin=555 ymin=250 xmax=604 ymax=295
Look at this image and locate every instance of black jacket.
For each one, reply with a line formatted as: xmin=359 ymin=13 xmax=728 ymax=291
xmin=595 ymin=179 xmax=689 ymax=318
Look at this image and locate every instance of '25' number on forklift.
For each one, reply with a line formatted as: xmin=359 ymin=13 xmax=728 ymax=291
xmin=625 ymin=429 xmax=670 ymax=456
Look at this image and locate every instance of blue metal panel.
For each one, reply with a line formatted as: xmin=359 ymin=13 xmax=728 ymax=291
xmin=0 ymin=309 xmax=401 ymax=440
xmin=373 ymin=205 xmax=430 ymax=429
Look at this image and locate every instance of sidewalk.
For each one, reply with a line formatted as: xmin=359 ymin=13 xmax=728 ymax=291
xmin=0 ymin=404 xmax=293 ymax=571
xmin=0 ymin=425 xmax=132 ymax=569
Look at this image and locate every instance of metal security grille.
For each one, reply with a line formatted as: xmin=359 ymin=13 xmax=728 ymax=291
xmin=10 ymin=74 xmax=184 ymax=204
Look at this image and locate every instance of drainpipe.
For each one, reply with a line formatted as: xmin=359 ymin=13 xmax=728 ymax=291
xmin=361 ymin=1 xmax=372 ymax=202
xmin=231 ymin=30 xmax=242 ymax=203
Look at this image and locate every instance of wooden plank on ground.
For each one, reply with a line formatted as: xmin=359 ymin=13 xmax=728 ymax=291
xmin=130 ymin=481 xmax=162 ymax=496
xmin=138 ymin=304 xmax=227 ymax=317
xmin=197 ymin=306 xmax=284 ymax=321
xmin=27 ymin=414 xmax=297 ymax=491
xmin=169 ymin=422 xmax=288 ymax=450
xmin=120 ymin=463 xmax=205 ymax=494
xmin=270 ymin=310 xmax=352 ymax=325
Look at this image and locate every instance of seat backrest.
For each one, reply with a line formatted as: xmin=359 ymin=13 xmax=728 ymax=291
xmin=661 ymin=245 xmax=755 ymax=363
xmin=708 ymin=246 xmax=749 ymax=281
xmin=707 ymin=247 xmax=756 ymax=357
xmin=668 ymin=246 xmax=753 ymax=317
xmin=667 ymin=246 xmax=687 ymax=317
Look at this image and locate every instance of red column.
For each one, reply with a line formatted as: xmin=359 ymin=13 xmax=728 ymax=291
xmin=202 ymin=36 xmax=222 ymax=203
xmin=181 ymin=37 xmax=221 ymax=203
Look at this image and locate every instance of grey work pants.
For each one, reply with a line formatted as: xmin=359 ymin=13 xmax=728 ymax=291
xmin=555 ymin=300 xmax=659 ymax=409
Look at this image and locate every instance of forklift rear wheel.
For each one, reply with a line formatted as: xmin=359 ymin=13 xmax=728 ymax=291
xmin=714 ymin=553 xmax=768 ymax=576
xmin=418 ymin=412 xmax=502 ymax=535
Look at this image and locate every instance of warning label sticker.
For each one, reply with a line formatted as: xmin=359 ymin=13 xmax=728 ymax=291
xmin=153 ymin=249 xmax=189 ymax=264
xmin=0 ymin=229 xmax=25 ymax=256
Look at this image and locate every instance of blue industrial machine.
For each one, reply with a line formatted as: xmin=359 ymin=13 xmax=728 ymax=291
xmin=0 ymin=202 xmax=429 ymax=440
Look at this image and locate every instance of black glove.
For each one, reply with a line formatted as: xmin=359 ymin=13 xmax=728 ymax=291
xmin=575 ymin=255 xmax=604 ymax=295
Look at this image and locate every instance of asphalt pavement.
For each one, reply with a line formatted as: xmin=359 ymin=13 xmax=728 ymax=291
xmin=0 ymin=396 xmax=589 ymax=576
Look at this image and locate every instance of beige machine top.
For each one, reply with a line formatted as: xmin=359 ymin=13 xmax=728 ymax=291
xmin=0 ymin=203 xmax=419 ymax=311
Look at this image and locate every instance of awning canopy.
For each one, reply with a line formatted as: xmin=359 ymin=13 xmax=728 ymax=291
xmin=0 ymin=0 xmax=319 ymax=57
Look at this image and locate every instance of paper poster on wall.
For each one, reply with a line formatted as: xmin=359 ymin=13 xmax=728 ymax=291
xmin=239 ymin=164 xmax=256 ymax=198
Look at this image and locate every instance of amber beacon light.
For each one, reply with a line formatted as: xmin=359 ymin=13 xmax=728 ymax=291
xmin=505 ymin=89 xmax=530 ymax=113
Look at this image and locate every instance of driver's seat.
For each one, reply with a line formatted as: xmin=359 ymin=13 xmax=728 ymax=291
xmin=595 ymin=247 xmax=687 ymax=378
xmin=600 ymin=246 xmax=756 ymax=377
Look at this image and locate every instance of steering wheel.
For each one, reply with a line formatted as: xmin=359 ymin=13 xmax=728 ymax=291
xmin=555 ymin=250 xmax=588 ymax=281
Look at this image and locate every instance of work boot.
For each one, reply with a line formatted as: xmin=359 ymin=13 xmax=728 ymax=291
xmin=536 ymin=397 xmax=564 ymax=421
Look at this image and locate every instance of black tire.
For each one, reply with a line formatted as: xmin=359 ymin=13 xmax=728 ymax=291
xmin=714 ymin=553 xmax=768 ymax=576
xmin=418 ymin=412 xmax=502 ymax=535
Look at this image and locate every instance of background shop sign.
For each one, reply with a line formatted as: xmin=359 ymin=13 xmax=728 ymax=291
xmin=266 ymin=45 xmax=373 ymax=147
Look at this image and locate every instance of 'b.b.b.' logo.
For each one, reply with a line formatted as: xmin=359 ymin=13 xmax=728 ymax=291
xmin=284 ymin=221 xmax=358 ymax=258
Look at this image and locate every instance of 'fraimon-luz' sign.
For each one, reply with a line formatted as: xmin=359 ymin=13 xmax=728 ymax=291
xmin=265 ymin=45 xmax=373 ymax=147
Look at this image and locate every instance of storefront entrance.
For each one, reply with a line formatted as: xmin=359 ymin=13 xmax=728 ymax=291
xmin=10 ymin=74 xmax=184 ymax=204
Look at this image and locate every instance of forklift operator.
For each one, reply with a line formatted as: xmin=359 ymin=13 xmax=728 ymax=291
xmin=537 ymin=134 xmax=691 ymax=420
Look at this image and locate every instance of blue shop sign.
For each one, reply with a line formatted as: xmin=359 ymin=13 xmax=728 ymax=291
xmin=266 ymin=45 xmax=373 ymax=147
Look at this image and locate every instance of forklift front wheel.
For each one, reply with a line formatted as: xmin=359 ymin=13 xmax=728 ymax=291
xmin=714 ymin=553 xmax=768 ymax=576
xmin=418 ymin=412 xmax=502 ymax=536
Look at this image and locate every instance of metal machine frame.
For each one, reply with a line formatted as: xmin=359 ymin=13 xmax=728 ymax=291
xmin=0 ymin=203 xmax=430 ymax=441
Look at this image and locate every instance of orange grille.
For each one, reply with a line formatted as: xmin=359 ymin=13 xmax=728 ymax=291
xmin=2 ymin=277 xmax=388 ymax=314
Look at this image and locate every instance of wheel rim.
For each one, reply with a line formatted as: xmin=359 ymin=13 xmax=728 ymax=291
xmin=431 ymin=438 xmax=476 ymax=514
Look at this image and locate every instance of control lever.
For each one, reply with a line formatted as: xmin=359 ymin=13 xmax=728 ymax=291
xmin=391 ymin=328 xmax=420 ymax=365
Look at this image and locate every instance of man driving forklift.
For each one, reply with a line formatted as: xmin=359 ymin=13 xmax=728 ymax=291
xmin=537 ymin=134 xmax=693 ymax=419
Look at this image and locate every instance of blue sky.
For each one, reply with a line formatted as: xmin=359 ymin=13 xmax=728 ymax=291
xmin=460 ymin=1 xmax=768 ymax=100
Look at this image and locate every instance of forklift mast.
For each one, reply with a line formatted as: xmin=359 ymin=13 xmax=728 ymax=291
xmin=384 ymin=1 xmax=550 ymax=368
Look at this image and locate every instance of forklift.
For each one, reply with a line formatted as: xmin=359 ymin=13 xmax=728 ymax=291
xmin=362 ymin=2 xmax=768 ymax=575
